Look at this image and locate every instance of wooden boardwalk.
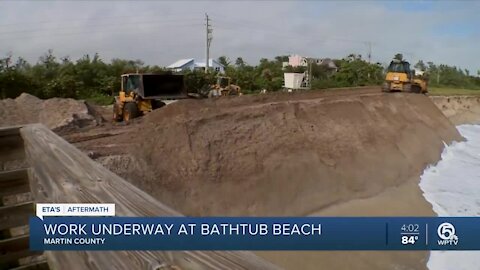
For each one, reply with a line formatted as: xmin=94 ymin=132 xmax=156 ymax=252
xmin=0 ymin=124 xmax=280 ymax=270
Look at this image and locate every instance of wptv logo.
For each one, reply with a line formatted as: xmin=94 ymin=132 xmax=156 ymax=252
xmin=437 ymin=222 xmax=459 ymax=246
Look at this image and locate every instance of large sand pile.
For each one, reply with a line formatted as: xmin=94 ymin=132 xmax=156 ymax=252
xmin=118 ymin=92 xmax=461 ymax=216
xmin=95 ymin=89 xmax=461 ymax=270
xmin=0 ymin=93 xmax=102 ymax=131
xmin=430 ymin=96 xmax=480 ymax=125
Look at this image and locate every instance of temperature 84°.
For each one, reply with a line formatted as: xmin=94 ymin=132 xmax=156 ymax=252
xmin=401 ymin=235 xmax=419 ymax=245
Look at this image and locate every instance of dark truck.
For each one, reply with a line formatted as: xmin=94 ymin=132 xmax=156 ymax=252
xmin=113 ymin=73 xmax=187 ymax=122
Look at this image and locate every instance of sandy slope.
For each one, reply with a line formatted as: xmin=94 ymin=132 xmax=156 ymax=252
xmin=116 ymin=91 xmax=460 ymax=217
xmin=430 ymin=96 xmax=480 ymax=125
xmin=85 ymin=89 xmax=460 ymax=269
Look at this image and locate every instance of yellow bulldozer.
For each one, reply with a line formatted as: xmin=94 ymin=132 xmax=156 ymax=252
xmin=208 ymin=76 xmax=242 ymax=98
xmin=382 ymin=58 xmax=428 ymax=94
xmin=113 ymin=73 xmax=187 ymax=122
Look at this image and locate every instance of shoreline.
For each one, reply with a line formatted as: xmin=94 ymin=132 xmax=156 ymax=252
xmin=257 ymin=178 xmax=433 ymax=270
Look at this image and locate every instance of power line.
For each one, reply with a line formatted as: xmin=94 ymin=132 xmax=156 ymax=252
xmin=0 ymin=22 xmax=202 ymax=41
xmin=215 ymin=21 xmax=373 ymax=45
xmin=0 ymin=15 xmax=138 ymax=28
xmin=0 ymin=18 xmax=202 ymax=36
xmin=213 ymin=21 xmax=381 ymax=62
xmin=0 ymin=11 xmax=208 ymax=28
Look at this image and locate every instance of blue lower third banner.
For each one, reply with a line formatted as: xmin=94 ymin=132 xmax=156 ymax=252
xmin=30 ymin=217 xmax=479 ymax=250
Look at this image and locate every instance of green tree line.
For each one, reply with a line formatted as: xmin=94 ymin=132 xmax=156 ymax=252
xmin=1 ymin=50 xmax=478 ymax=104
xmin=414 ymin=60 xmax=480 ymax=89
xmin=220 ymin=54 xmax=384 ymax=92
xmin=0 ymin=50 xmax=168 ymax=103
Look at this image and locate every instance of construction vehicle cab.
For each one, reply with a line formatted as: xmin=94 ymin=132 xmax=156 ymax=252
xmin=217 ymin=76 xmax=230 ymax=88
xmin=382 ymin=59 xmax=428 ymax=94
xmin=209 ymin=76 xmax=242 ymax=97
xmin=113 ymin=73 xmax=186 ymax=122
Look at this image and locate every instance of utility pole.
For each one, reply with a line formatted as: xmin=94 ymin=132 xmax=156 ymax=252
xmin=367 ymin=41 xmax=372 ymax=63
xmin=205 ymin=13 xmax=213 ymax=73
xmin=365 ymin=42 xmax=372 ymax=79
xmin=308 ymin=58 xmax=312 ymax=89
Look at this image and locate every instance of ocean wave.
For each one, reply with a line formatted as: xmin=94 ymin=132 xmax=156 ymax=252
xmin=420 ymin=125 xmax=480 ymax=270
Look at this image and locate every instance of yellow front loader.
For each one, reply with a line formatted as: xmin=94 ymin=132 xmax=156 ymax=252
xmin=113 ymin=73 xmax=186 ymax=122
xmin=382 ymin=59 xmax=428 ymax=94
xmin=207 ymin=76 xmax=242 ymax=98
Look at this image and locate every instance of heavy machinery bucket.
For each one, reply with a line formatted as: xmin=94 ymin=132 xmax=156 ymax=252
xmin=140 ymin=74 xmax=187 ymax=100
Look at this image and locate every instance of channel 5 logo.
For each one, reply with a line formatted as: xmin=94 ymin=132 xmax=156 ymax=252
xmin=437 ymin=222 xmax=459 ymax=246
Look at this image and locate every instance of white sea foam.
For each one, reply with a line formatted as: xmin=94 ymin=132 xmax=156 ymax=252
xmin=419 ymin=125 xmax=480 ymax=270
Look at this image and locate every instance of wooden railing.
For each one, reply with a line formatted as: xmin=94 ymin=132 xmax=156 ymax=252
xmin=0 ymin=126 xmax=49 ymax=270
xmin=7 ymin=124 xmax=279 ymax=270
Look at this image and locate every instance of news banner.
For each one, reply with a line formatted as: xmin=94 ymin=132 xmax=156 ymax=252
xmin=31 ymin=203 xmax=478 ymax=251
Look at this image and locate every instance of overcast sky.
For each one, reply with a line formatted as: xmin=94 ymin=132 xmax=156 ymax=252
xmin=1 ymin=1 xmax=479 ymax=72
